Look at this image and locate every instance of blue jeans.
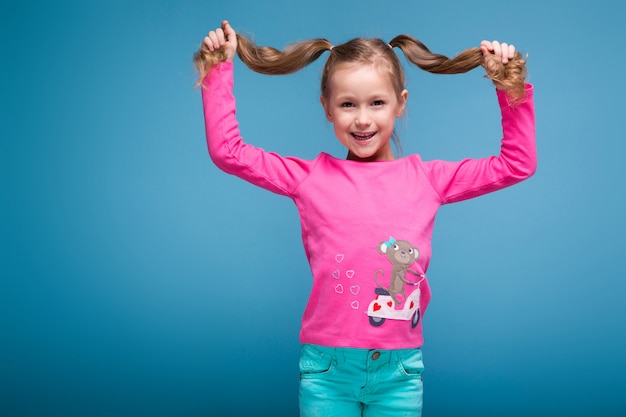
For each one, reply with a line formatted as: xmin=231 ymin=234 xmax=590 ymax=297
xmin=299 ymin=344 xmax=424 ymax=417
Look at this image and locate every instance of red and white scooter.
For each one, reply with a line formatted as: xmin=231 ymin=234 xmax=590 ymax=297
xmin=367 ymin=279 xmax=424 ymax=329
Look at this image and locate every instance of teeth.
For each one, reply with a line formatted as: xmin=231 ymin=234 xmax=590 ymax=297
xmin=352 ymin=132 xmax=375 ymax=140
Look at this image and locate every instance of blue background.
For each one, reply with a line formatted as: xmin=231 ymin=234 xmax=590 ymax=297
xmin=2 ymin=1 xmax=625 ymax=416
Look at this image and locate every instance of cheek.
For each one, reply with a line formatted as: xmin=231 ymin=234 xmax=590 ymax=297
xmin=331 ymin=114 xmax=352 ymax=131
xmin=374 ymin=112 xmax=396 ymax=128
xmin=332 ymin=124 xmax=351 ymax=146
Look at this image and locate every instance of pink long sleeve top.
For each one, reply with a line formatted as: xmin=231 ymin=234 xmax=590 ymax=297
xmin=202 ymin=62 xmax=536 ymax=350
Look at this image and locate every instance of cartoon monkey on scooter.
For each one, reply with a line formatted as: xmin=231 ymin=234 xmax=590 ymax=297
xmin=374 ymin=237 xmax=423 ymax=305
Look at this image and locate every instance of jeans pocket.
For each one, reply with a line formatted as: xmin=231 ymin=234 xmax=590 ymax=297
xmin=396 ymin=348 xmax=424 ymax=379
xmin=299 ymin=345 xmax=335 ymax=379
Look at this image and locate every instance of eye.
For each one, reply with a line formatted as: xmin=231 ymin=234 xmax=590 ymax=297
xmin=341 ymin=102 xmax=355 ymax=108
xmin=392 ymin=244 xmax=399 ymax=251
xmin=408 ymin=248 xmax=414 ymax=254
xmin=372 ymin=100 xmax=385 ymax=106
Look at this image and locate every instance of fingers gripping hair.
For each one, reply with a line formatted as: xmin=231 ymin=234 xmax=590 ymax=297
xmin=193 ymin=33 xmax=332 ymax=84
xmin=482 ymin=50 xmax=527 ymax=102
xmin=390 ymin=34 xmax=527 ymax=101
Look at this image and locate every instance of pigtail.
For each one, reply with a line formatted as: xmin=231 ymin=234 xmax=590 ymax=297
xmin=236 ymin=35 xmax=332 ymax=75
xmin=193 ymin=33 xmax=332 ymax=85
xmin=390 ymin=34 xmax=527 ymax=103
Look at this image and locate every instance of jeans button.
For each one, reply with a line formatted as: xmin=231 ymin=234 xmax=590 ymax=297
xmin=372 ymin=351 xmax=381 ymax=360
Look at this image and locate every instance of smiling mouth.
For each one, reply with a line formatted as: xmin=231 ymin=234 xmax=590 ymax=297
xmin=351 ymin=132 xmax=376 ymax=141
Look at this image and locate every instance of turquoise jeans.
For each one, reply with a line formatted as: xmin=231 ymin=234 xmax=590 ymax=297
xmin=299 ymin=344 xmax=424 ymax=417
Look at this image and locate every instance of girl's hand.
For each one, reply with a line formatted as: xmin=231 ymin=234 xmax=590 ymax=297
xmin=480 ymin=40 xmax=515 ymax=64
xmin=203 ymin=20 xmax=237 ymax=62
xmin=480 ymin=40 xmax=516 ymax=89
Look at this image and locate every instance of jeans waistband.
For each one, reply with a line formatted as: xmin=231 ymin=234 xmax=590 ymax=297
xmin=305 ymin=344 xmax=421 ymax=365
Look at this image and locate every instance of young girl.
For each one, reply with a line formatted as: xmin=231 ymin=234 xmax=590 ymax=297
xmin=195 ymin=20 xmax=535 ymax=417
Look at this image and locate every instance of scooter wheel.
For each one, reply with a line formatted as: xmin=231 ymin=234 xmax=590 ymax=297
xmin=411 ymin=309 xmax=421 ymax=328
xmin=369 ymin=316 xmax=386 ymax=327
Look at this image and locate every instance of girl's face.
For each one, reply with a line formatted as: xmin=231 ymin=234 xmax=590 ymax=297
xmin=321 ymin=63 xmax=408 ymax=162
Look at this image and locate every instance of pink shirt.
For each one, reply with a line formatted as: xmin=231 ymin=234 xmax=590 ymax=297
xmin=203 ymin=62 xmax=536 ymax=349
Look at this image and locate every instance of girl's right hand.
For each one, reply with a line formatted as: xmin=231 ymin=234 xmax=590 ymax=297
xmin=203 ymin=20 xmax=237 ymax=63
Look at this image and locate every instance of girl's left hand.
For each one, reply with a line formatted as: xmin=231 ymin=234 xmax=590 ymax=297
xmin=480 ymin=40 xmax=515 ymax=64
xmin=480 ymin=40 xmax=516 ymax=89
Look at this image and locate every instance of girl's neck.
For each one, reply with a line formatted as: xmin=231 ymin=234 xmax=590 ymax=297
xmin=346 ymin=151 xmax=396 ymax=163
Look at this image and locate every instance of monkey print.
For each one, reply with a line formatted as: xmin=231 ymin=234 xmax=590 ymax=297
xmin=374 ymin=237 xmax=422 ymax=305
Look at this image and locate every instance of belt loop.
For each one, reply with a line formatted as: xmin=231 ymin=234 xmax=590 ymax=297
xmin=382 ymin=349 xmax=394 ymax=366
xmin=335 ymin=347 xmax=345 ymax=365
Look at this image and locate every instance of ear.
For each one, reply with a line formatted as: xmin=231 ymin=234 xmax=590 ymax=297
xmin=378 ymin=242 xmax=388 ymax=254
xmin=396 ymin=89 xmax=408 ymax=118
xmin=320 ymin=95 xmax=333 ymax=122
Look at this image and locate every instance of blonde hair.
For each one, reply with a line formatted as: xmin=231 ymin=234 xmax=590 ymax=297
xmin=193 ymin=32 xmax=527 ymax=100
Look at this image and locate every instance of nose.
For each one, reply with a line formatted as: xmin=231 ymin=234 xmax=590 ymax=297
xmin=355 ymin=109 xmax=372 ymax=128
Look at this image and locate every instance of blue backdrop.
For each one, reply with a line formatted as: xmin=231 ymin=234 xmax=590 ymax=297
xmin=2 ymin=1 xmax=625 ymax=416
